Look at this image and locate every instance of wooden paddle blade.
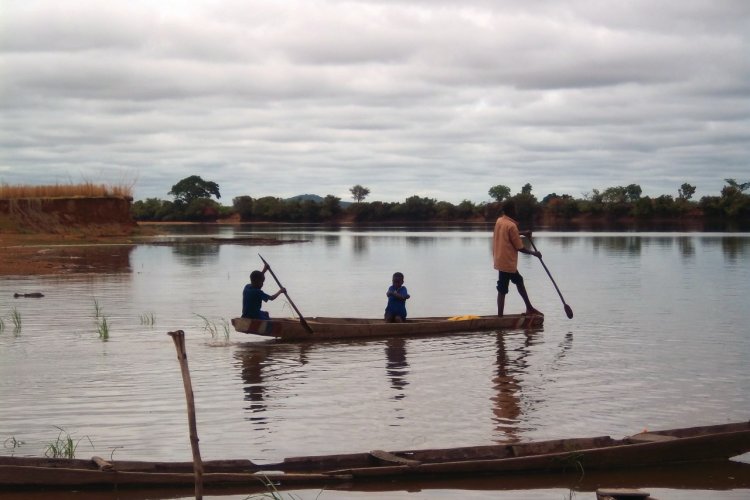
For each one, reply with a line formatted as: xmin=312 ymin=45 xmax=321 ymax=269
xmin=564 ymin=304 xmax=574 ymax=319
xmin=298 ymin=312 xmax=314 ymax=334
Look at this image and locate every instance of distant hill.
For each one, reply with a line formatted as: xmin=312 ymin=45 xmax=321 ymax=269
xmin=286 ymin=194 xmax=352 ymax=207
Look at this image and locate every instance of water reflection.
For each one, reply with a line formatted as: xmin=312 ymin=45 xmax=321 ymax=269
xmin=235 ymin=343 xmax=312 ymax=428
xmin=323 ymin=235 xmax=340 ymax=247
xmin=677 ymin=237 xmax=695 ymax=258
xmin=545 ymin=237 xmax=577 ymax=250
xmin=405 ymin=236 xmax=438 ymax=246
xmin=551 ymin=333 xmax=574 ymax=370
xmin=168 ymin=243 xmax=220 ymax=266
xmin=645 ymin=236 xmax=677 ymax=248
xmin=696 ymin=235 xmax=750 ymax=261
xmin=238 ymin=344 xmax=270 ymax=428
xmin=491 ymin=331 xmax=540 ymax=443
xmin=591 ymin=236 xmax=642 ymax=255
xmin=43 ymin=245 xmax=135 ymax=273
xmin=384 ymin=338 xmax=409 ymax=401
xmin=352 ymin=235 xmax=368 ymax=255
xmin=235 ymin=337 xmax=415 ymax=421
xmin=720 ymin=236 xmax=749 ymax=260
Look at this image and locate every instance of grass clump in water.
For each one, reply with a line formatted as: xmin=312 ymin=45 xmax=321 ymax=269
xmin=196 ymin=314 xmax=231 ymax=341
xmin=3 ymin=436 xmax=25 ymax=456
xmin=245 ymin=474 xmax=306 ymax=499
xmin=93 ymin=298 xmax=103 ymax=318
xmin=93 ymin=298 xmax=110 ymax=339
xmin=45 ymin=426 xmax=93 ymax=459
xmin=139 ymin=312 xmax=156 ymax=326
xmin=10 ymin=307 xmax=21 ymax=333
xmin=96 ymin=316 xmax=110 ymax=339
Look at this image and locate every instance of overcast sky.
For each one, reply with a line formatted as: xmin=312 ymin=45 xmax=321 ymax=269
xmin=1 ymin=1 xmax=748 ymax=204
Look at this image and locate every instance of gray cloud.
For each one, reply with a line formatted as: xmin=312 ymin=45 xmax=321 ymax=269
xmin=1 ymin=0 xmax=748 ymax=204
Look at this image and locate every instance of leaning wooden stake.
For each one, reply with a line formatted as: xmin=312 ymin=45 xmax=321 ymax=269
xmin=168 ymin=330 xmax=204 ymax=500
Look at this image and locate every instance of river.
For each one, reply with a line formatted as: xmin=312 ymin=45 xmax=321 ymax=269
xmin=1 ymin=224 xmax=749 ymax=499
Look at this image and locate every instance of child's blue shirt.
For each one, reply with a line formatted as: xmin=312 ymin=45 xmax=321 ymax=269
xmin=385 ymin=285 xmax=409 ymax=318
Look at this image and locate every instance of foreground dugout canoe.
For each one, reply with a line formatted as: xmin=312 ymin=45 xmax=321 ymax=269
xmin=231 ymin=313 xmax=543 ymax=340
xmin=3 ymin=462 xmax=750 ymax=500
xmin=1 ymin=421 xmax=748 ymax=490
xmin=261 ymin=421 xmax=750 ymax=478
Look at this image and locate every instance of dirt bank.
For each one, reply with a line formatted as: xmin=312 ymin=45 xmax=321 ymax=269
xmin=0 ymin=196 xmax=144 ymax=275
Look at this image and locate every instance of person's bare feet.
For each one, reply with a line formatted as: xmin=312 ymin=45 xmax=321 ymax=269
xmin=524 ymin=308 xmax=542 ymax=316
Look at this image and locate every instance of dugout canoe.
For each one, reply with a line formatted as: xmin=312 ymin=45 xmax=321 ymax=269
xmin=1 ymin=421 xmax=748 ymax=490
xmin=231 ymin=313 xmax=543 ymax=340
xmin=253 ymin=420 xmax=750 ymax=478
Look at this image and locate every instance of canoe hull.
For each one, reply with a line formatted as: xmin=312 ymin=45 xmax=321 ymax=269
xmin=0 ymin=465 xmax=334 ymax=488
xmin=337 ymin=428 xmax=750 ymax=478
xmin=273 ymin=421 xmax=750 ymax=477
xmin=2 ymin=421 xmax=747 ymax=490
xmin=231 ymin=314 xmax=543 ymax=340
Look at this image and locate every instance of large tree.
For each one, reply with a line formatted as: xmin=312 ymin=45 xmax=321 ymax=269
xmin=678 ymin=183 xmax=696 ymax=201
xmin=168 ymin=175 xmax=221 ymax=205
xmin=350 ymin=184 xmax=370 ymax=203
xmin=233 ymin=196 xmax=254 ymax=220
xmin=625 ymin=184 xmax=642 ymax=202
xmin=488 ymin=184 xmax=511 ymax=202
xmin=723 ymin=178 xmax=750 ymax=195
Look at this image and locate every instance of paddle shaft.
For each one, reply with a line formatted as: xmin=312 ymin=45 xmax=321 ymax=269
xmin=258 ymin=254 xmax=313 ymax=333
xmin=528 ymin=239 xmax=574 ymax=319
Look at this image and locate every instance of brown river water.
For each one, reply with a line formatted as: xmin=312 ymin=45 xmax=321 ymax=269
xmin=1 ymin=225 xmax=749 ymax=499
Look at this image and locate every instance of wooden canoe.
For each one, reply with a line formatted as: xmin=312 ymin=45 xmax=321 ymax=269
xmin=258 ymin=420 xmax=750 ymax=477
xmin=231 ymin=313 xmax=543 ymax=340
xmin=1 ymin=421 xmax=748 ymax=490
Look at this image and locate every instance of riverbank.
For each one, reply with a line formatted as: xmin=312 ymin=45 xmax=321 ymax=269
xmin=0 ymin=229 xmax=145 ymax=275
xmin=0 ymin=224 xmax=303 ymax=275
xmin=1 ymin=212 xmax=745 ymax=276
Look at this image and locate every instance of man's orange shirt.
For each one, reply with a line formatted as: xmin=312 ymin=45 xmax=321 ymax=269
xmin=493 ymin=215 xmax=523 ymax=272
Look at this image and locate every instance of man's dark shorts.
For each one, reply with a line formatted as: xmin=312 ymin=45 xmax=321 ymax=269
xmin=497 ymin=271 xmax=524 ymax=294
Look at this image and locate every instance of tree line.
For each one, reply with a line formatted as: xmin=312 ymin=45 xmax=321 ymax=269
xmin=131 ymin=175 xmax=750 ymax=224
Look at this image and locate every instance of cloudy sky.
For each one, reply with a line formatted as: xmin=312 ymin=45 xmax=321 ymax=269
xmin=1 ymin=0 xmax=748 ymax=204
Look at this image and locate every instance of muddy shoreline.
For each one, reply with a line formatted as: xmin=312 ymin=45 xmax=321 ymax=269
xmin=0 ymin=230 xmax=304 ymax=276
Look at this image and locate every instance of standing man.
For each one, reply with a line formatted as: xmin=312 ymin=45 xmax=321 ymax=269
xmin=493 ymin=200 xmax=542 ymax=317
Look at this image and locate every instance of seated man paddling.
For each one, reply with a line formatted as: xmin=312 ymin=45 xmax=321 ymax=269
xmin=242 ymin=264 xmax=286 ymax=320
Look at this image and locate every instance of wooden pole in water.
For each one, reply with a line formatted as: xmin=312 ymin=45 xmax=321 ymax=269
xmin=168 ymin=330 xmax=204 ymax=500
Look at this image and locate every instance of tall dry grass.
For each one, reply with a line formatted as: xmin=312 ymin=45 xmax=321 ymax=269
xmin=0 ymin=182 xmax=133 ymax=199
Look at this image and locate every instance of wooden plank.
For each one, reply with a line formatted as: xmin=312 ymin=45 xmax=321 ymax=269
xmin=627 ymin=433 xmax=678 ymax=443
xmin=91 ymin=456 xmax=113 ymax=471
xmin=597 ymin=488 xmax=651 ymax=499
xmin=369 ymin=450 xmax=420 ymax=466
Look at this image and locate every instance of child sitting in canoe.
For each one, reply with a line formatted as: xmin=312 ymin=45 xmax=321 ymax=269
xmin=384 ymin=272 xmax=410 ymax=323
xmin=242 ymin=264 xmax=286 ymax=320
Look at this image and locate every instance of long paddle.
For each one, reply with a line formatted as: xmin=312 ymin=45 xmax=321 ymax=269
xmin=258 ymin=254 xmax=313 ymax=333
xmin=528 ymin=238 xmax=574 ymax=319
